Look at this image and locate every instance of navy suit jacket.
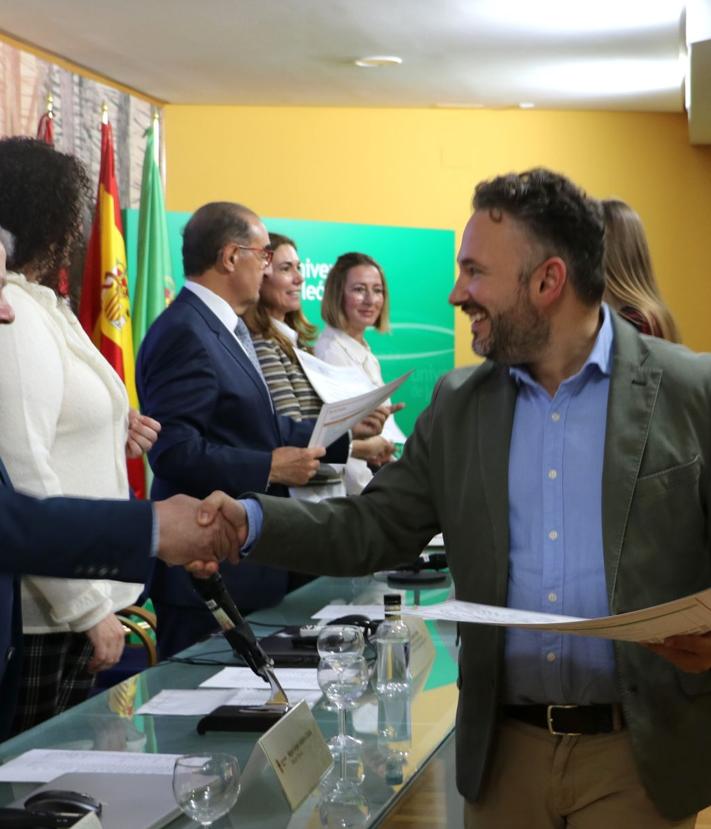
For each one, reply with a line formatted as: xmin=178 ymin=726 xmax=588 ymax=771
xmin=0 ymin=459 xmax=153 ymax=737
xmin=136 ymin=287 xmax=348 ymax=610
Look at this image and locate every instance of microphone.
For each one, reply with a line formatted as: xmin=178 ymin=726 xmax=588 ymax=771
xmin=190 ymin=573 xmax=271 ymax=678
xmin=190 ymin=573 xmax=290 ymax=733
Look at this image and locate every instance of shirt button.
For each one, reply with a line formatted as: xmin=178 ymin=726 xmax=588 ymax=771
xmin=548 ymin=592 xmax=557 ymax=603
xmin=548 ymin=530 xmax=558 ymax=541
xmin=546 ymin=652 xmax=556 ymax=663
xmin=551 ymin=412 xmax=561 ymax=422
xmin=548 ymin=469 xmax=557 ymax=480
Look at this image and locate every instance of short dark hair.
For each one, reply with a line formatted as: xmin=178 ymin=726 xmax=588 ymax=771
xmin=473 ymin=168 xmax=605 ymax=305
xmin=0 ymin=137 xmax=90 ymax=292
xmin=182 ymin=202 xmax=256 ymax=277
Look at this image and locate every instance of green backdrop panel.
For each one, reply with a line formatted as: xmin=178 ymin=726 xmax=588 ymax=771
xmin=124 ymin=210 xmax=455 ymax=436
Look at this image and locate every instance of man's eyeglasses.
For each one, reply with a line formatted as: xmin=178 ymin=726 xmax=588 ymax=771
xmin=236 ymin=245 xmax=273 ymax=265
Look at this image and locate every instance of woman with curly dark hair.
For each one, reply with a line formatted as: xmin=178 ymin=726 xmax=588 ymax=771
xmin=0 ymin=137 xmax=159 ymax=731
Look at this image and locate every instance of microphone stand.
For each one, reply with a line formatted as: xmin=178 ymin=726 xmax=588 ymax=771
xmin=191 ymin=574 xmax=289 ymax=731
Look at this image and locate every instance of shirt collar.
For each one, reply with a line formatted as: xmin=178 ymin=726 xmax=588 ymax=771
xmin=184 ymin=280 xmax=239 ymax=334
xmin=328 ymin=325 xmax=372 ymax=357
xmin=509 ymin=303 xmax=614 ymax=390
xmin=272 ymin=317 xmax=298 ymax=345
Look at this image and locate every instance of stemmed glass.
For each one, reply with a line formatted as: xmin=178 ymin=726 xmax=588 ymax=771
xmin=172 ymin=753 xmax=241 ymax=827
xmin=317 ymin=625 xmax=365 ymax=664
xmin=317 ymin=655 xmax=370 ymax=783
xmin=318 ymin=776 xmax=370 ymax=828
xmin=316 ymin=625 xmax=365 ymax=714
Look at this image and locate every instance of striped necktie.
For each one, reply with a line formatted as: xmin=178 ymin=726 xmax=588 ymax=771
xmin=233 ymin=317 xmax=265 ymax=379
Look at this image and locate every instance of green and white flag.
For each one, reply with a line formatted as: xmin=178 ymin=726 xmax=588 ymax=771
xmin=132 ymin=117 xmax=174 ymax=349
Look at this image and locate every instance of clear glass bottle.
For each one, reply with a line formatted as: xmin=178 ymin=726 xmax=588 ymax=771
xmin=377 ymin=687 xmax=412 ymax=786
xmin=375 ymin=594 xmax=410 ymax=695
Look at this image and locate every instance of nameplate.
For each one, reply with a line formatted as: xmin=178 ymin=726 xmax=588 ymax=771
xmin=257 ymin=699 xmax=332 ymax=810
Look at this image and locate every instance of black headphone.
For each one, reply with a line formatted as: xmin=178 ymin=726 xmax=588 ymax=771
xmin=0 ymin=788 xmax=102 ymax=827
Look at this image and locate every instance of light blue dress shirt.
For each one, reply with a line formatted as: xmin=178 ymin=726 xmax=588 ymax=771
xmin=503 ymin=304 xmax=615 ymax=704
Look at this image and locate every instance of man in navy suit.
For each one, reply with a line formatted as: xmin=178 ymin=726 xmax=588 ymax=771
xmin=0 ymin=235 xmax=242 ymax=736
xmin=137 ymin=202 xmax=349 ymax=656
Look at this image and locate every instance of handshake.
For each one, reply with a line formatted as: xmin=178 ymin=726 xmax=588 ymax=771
xmin=154 ymin=492 xmax=249 ymax=576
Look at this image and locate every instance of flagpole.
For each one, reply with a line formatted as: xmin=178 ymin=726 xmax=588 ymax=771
xmin=152 ymin=109 xmax=160 ymax=166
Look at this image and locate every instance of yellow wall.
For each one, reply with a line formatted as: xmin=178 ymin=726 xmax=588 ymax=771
xmin=164 ymin=106 xmax=711 ymax=364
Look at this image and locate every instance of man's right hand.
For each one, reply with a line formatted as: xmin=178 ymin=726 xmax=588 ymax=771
xmin=155 ymin=493 xmax=239 ymax=571
xmin=269 ymin=446 xmax=326 ymax=486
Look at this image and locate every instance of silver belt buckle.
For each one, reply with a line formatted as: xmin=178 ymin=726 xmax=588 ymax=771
xmin=546 ymin=704 xmax=582 ymax=736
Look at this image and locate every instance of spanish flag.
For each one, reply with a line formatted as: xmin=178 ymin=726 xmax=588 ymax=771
xmin=79 ymin=117 xmax=144 ymax=497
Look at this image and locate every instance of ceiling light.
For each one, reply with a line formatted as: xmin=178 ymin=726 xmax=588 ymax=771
xmin=473 ymin=0 xmax=683 ymax=34
xmin=519 ymin=102 xmax=536 ymax=109
xmin=354 ymin=55 xmax=403 ymax=68
xmin=527 ymin=58 xmax=683 ymax=98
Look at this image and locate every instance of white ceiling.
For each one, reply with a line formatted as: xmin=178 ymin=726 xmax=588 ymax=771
xmin=0 ymin=0 xmax=687 ymax=111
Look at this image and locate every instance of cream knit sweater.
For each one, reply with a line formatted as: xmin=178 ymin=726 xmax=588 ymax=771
xmin=0 ymin=274 xmax=142 ymax=634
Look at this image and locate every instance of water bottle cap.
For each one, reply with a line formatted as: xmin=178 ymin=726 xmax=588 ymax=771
xmin=384 ymin=593 xmax=402 ymax=609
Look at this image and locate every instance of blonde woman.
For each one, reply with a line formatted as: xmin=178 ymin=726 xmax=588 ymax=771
xmin=315 ymin=252 xmax=404 ymax=493
xmin=602 ymin=199 xmax=680 ymax=342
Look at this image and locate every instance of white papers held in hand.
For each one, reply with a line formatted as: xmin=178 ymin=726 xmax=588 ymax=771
xmin=306 ymin=369 xmax=412 ymax=449
xmin=295 ymin=349 xmax=410 ymax=446
xmin=408 ymin=587 xmax=711 ymax=643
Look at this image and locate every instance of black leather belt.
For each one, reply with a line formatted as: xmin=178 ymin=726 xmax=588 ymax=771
xmin=503 ymin=703 xmax=624 ymax=736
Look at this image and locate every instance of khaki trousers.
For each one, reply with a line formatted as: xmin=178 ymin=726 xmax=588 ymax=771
xmin=464 ymin=717 xmax=696 ymax=829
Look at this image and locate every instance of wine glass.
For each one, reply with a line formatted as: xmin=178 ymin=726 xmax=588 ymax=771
xmin=317 ymin=625 xmax=365 ymax=664
xmin=172 ymin=753 xmax=241 ymax=827
xmin=317 ymin=625 xmax=366 ymax=713
xmin=317 ymin=656 xmax=370 ymax=784
xmin=319 ymin=778 xmax=370 ymax=828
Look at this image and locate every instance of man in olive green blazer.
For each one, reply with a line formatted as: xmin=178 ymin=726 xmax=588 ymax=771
xmin=222 ymin=169 xmax=711 ymax=826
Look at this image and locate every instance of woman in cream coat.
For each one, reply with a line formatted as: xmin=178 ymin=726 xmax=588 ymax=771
xmin=315 ymin=252 xmax=403 ymax=493
xmin=0 ymin=137 xmax=159 ymax=730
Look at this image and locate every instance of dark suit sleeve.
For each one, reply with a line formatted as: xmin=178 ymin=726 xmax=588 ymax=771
xmin=0 ymin=488 xmax=153 ymax=581
xmin=138 ymin=322 xmax=275 ymax=495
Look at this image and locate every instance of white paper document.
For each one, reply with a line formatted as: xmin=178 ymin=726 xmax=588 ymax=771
xmin=307 ymin=371 xmax=412 ymax=449
xmin=200 ymin=667 xmax=321 ymax=691
xmin=296 ymin=349 xmax=409 ymax=445
xmin=295 ymin=349 xmax=377 ymax=403
xmin=407 ymin=588 xmax=711 ymax=643
xmin=136 ymin=688 xmax=323 ymax=716
xmin=0 ymin=748 xmax=179 ymax=783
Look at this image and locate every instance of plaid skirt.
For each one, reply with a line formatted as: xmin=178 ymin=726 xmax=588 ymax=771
xmin=11 ymin=631 xmax=95 ymax=734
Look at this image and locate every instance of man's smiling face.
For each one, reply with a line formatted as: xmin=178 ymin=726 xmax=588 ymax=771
xmin=449 ymin=210 xmax=550 ymax=365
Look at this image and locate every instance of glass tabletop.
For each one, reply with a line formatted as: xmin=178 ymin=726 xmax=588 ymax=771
xmin=0 ymin=573 xmax=459 ymax=828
